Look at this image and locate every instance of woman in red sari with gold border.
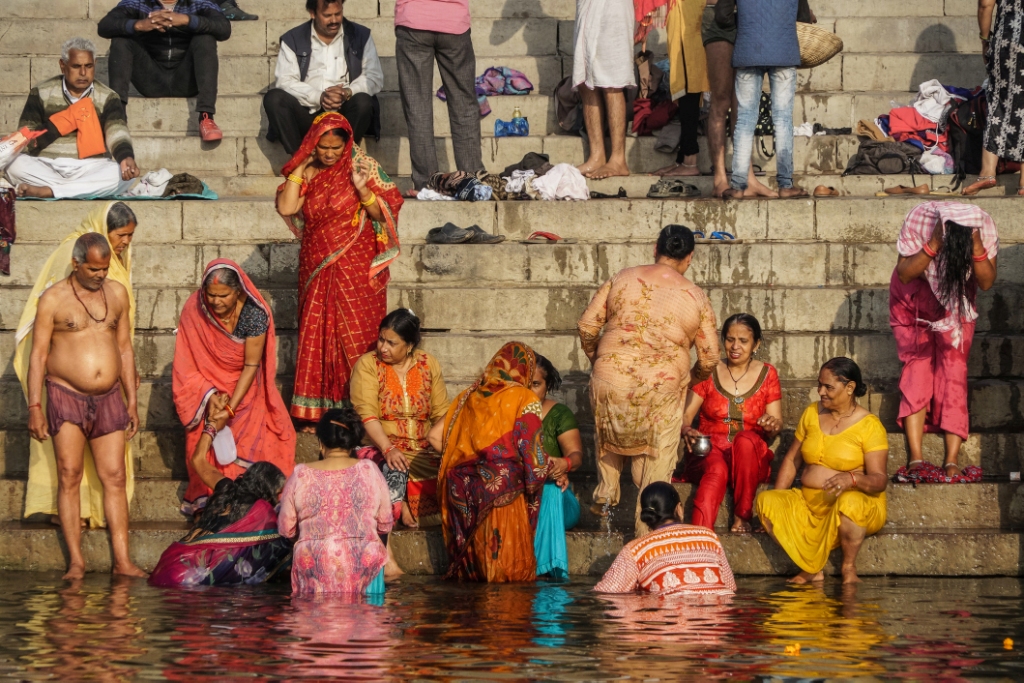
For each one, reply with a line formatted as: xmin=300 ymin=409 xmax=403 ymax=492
xmin=276 ymin=113 xmax=402 ymax=425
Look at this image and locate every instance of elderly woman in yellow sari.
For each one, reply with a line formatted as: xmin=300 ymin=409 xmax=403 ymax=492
xmin=756 ymin=357 xmax=889 ymax=585
xmin=429 ymin=342 xmax=550 ymax=583
xmin=14 ymin=202 xmax=138 ymax=528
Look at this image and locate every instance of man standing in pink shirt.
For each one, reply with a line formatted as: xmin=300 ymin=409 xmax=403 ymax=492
xmin=395 ymin=0 xmax=484 ymax=192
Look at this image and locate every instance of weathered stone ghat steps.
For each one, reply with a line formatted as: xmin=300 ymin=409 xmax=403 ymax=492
xmin=2 ymin=522 xmax=1021 ymax=576
xmin=3 ymin=476 xmax=1018 ymax=529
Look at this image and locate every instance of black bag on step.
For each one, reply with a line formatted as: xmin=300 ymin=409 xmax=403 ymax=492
xmin=843 ymin=140 xmax=924 ymax=175
xmin=946 ymin=95 xmax=987 ymax=191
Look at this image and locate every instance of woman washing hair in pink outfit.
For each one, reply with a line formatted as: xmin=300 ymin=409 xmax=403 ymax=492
xmin=890 ymin=202 xmax=998 ymax=479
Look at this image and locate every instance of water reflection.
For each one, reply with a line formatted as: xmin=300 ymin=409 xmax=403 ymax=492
xmin=0 ymin=575 xmax=1022 ymax=680
xmin=17 ymin=577 xmax=145 ymax=681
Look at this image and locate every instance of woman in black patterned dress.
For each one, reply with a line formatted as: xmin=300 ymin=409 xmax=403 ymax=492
xmin=964 ymin=0 xmax=1024 ymax=195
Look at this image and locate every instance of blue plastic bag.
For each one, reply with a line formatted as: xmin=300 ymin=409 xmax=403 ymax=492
xmin=495 ymin=116 xmax=529 ymax=137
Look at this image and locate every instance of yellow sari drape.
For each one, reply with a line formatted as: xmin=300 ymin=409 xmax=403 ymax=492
xmin=13 ymin=202 xmax=136 ymax=528
xmin=667 ymin=0 xmax=710 ymax=99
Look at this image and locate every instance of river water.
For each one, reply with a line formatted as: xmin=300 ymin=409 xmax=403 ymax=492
xmin=0 ymin=573 xmax=1022 ymax=680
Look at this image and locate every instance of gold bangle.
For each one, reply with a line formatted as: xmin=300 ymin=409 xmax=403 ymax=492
xmin=360 ymin=193 xmax=377 ymax=208
xmin=286 ymin=174 xmax=305 ymax=186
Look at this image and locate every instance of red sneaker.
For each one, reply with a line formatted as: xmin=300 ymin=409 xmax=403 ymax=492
xmin=198 ymin=113 xmax=223 ymax=142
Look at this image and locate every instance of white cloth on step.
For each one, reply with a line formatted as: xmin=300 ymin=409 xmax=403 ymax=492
xmin=531 ymin=163 xmax=590 ymax=201
xmin=5 ymin=155 xmax=131 ymax=199
xmin=913 ymin=79 xmax=960 ymax=124
xmin=502 ymin=169 xmax=535 ymax=194
xmin=125 ymin=168 xmax=173 ymax=197
xmin=572 ymin=0 xmax=636 ymax=90
xmin=416 ymin=188 xmax=456 ymax=201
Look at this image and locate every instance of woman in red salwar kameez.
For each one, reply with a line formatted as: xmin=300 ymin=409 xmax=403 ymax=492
xmin=276 ymin=112 xmax=402 ymax=426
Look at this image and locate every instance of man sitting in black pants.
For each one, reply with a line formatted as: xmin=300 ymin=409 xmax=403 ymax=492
xmin=98 ymin=0 xmax=231 ymax=142
xmin=263 ymin=0 xmax=384 ymax=154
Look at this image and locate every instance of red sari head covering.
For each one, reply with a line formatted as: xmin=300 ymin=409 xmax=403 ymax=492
xmin=172 ymin=259 xmax=297 ymax=513
xmin=277 ymin=112 xmax=402 ymax=285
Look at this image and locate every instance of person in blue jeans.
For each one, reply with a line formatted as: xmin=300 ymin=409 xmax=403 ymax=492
xmin=725 ymin=0 xmax=807 ymax=199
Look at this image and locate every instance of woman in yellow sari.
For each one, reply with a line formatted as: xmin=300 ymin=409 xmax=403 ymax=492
xmin=756 ymin=357 xmax=889 ymax=585
xmin=14 ymin=202 xmax=137 ymax=528
xmin=430 ymin=342 xmax=550 ymax=582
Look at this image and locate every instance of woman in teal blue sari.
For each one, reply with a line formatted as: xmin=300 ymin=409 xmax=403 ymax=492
xmin=530 ymin=355 xmax=583 ymax=580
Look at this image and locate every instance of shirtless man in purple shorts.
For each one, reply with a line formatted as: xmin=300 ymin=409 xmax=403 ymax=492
xmin=27 ymin=232 xmax=145 ymax=580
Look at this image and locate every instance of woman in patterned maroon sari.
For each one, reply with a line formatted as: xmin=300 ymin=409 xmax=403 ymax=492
xmin=276 ymin=113 xmax=402 ymax=426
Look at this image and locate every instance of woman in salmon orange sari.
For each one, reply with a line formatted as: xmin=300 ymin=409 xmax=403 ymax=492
xmin=430 ymin=342 xmax=551 ymax=582
xmin=276 ymin=112 xmax=402 ymax=426
xmin=173 ymin=259 xmax=297 ymax=514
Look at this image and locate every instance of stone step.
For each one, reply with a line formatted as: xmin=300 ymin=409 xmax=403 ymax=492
xmin=9 ymin=197 xmax=1024 ymax=249
xmin=0 ymin=0 xmax=981 ymax=22
xmin=0 ymin=521 xmax=1019 ymax=576
xmin=2 ymin=367 xmax=1024 ymax=437
xmin=0 ymin=16 xmax=984 ymax=59
xmin=2 ymin=474 xmax=1019 ymax=530
xmin=0 ymin=89 xmax=926 ymax=138
xmin=60 ymin=133 xmax=869 ymax=180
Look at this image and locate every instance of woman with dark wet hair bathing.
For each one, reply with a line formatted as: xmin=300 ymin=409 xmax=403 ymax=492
xmin=890 ymin=202 xmax=998 ymax=481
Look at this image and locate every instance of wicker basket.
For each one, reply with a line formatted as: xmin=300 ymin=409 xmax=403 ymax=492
xmin=797 ymin=22 xmax=843 ymax=68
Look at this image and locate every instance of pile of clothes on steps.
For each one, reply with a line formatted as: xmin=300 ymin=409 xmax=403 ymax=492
xmin=845 ymin=79 xmax=982 ymax=180
xmin=415 ymin=153 xmax=590 ymax=202
xmin=437 ymin=67 xmax=534 ymax=118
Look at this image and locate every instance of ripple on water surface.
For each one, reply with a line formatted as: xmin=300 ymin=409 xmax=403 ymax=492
xmin=0 ymin=574 xmax=1022 ymax=679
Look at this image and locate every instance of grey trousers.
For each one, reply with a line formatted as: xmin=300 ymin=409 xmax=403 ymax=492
xmin=395 ymin=26 xmax=484 ymax=189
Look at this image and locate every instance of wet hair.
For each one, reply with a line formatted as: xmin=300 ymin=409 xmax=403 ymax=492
xmin=72 ymin=232 xmax=110 ymax=263
xmin=380 ymin=308 xmax=422 ymax=347
xmin=306 ymin=0 xmax=344 ymax=11
xmin=106 ymin=202 xmax=137 ymax=233
xmin=191 ymin=462 xmax=286 ymax=537
xmin=316 ymin=407 xmax=364 ymax=451
xmin=820 ymin=357 xmax=867 ymax=398
xmin=935 ymin=220 xmax=974 ymax=321
xmin=721 ymin=313 xmax=763 ymax=343
xmin=534 ymin=354 xmax=563 ymax=392
xmin=639 ymin=481 xmax=681 ymax=529
xmin=655 ymin=224 xmax=696 ymax=261
xmin=61 ymin=37 xmax=95 ymax=62
xmin=203 ymin=266 xmax=242 ymax=292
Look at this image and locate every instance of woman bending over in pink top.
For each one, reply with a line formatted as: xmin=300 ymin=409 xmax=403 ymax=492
xmin=278 ymin=407 xmax=394 ymax=596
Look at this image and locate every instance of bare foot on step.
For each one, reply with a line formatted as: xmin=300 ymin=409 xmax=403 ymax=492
xmin=730 ymin=518 xmax=752 ymax=533
xmin=16 ymin=183 xmax=54 ymax=199
xmin=841 ymin=566 xmax=861 ymax=584
xmin=577 ymin=158 xmax=605 ymax=176
xmin=654 ymin=163 xmax=700 ymax=177
xmin=787 ymin=571 xmax=824 ymax=584
xmin=587 ymin=161 xmax=629 ymax=180
xmin=112 ymin=562 xmax=148 ymax=579
xmin=400 ymin=502 xmax=418 ymax=529
xmin=62 ymin=563 xmax=86 ymax=581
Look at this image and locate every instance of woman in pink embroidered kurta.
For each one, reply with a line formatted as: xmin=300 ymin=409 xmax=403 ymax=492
xmin=577 ymin=225 xmax=719 ymax=534
xmin=278 ymin=408 xmax=394 ymax=595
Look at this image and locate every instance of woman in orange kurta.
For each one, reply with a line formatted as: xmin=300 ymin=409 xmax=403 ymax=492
xmin=350 ymin=309 xmax=450 ymax=527
xmin=276 ymin=113 xmax=402 ymax=425
xmin=577 ymin=225 xmax=720 ymax=534
xmin=434 ymin=342 xmax=550 ymax=582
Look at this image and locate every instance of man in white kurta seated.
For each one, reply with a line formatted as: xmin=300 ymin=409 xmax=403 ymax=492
xmin=7 ymin=37 xmax=140 ymax=199
xmin=262 ymin=0 xmax=384 ymax=154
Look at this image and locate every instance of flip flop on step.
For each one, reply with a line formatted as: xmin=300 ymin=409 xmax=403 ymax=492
xmin=812 ymin=185 xmax=840 ymax=197
xmin=882 ymin=184 xmax=931 ymax=195
xmin=465 ymin=225 xmax=506 ymax=244
xmin=522 ymin=231 xmax=578 ymax=244
xmin=647 ymin=178 xmax=701 ymax=199
xmin=695 ymin=231 xmax=744 ymax=244
xmin=590 ymin=187 xmax=628 ymax=199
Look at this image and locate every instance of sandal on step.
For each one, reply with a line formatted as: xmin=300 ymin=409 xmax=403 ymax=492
xmin=961 ymin=176 xmax=997 ymax=196
xmin=522 ymin=230 xmax=578 ymax=244
xmin=813 ymin=185 xmax=840 ymax=197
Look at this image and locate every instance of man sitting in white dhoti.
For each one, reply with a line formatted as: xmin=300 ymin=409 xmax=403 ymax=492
xmin=573 ymin=0 xmax=635 ymax=180
xmin=7 ymin=37 xmax=140 ymax=199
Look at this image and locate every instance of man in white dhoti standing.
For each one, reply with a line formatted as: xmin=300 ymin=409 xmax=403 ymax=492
xmin=7 ymin=38 xmax=140 ymax=199
xmin=573 ymin=0 xmax=635 ymax=179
